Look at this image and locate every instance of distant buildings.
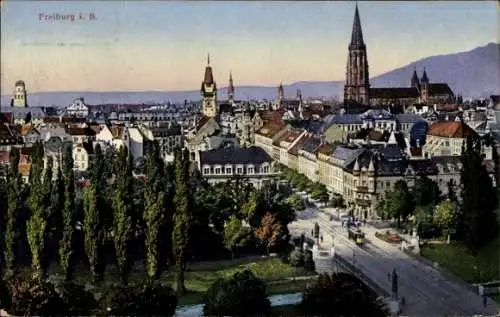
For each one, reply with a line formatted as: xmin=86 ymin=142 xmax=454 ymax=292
xmin=13 ymin=80 xmax=27 ymax=107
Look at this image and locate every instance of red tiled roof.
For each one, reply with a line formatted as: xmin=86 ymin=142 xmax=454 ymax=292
xmin=272 ymin=130 xmax=301 ymax=146
xmin=256 ymin=122 xmax=286 ymax=138
xmin=427 ymin=121 xmax=477 ymax=138
xmin=65 ymin=127 xmax=96 ymax=136
xmin=0 ymin=113 xmax=13 ymax=124
xmin=288 ymin=135 xmax=310 ymax=156
xmin=316 ymin=143 xmax=336 ymax=156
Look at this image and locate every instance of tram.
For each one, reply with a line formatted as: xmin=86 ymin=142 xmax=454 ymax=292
xmin=348 ymin=228 xmax=365 ymax=246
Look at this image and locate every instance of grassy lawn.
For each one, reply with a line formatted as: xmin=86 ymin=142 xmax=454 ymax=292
xmin=37 ymin=256 xmax=316 ymax=307
xmin=420 ymin=237 xmax=500 ymax=283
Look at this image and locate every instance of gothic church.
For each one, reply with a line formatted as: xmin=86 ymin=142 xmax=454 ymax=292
xmin=344 ymin=5 xmax=455 ymax=107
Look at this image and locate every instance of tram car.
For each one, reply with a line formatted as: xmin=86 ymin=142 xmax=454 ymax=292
xmin=348 ymin=228 xmax=365 ymax=246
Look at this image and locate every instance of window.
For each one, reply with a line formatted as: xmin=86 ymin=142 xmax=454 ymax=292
xmin=237 ymin=167 xmax=243 ymax=174
xmin=263 ymin=166 xmax=269 ymax=173
xmin=203 ymin=168 xmax=210 ymax=174
xmin=215 ymin=168 xmax=221 ymax=175
xmin=226 ymin=167 xmax=232 ymax=174
xmin=247 ymin=167 xmax=254 ymax=174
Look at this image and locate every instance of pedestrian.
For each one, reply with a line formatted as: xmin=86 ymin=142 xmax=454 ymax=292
xmin=401 ymin=296 xmax=406 ymax=307
xmin=311 ymin=229 xmax=313 ymax=236
xmin=320 ymin=235 xmax=324 ymax=243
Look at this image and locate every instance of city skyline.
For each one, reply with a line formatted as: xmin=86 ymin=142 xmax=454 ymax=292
xmin=0 ymin=1 xmax=498 ymax=95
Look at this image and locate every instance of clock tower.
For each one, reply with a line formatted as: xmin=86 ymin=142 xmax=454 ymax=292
xmin=201 ymin=54 xmax=217 ymax=118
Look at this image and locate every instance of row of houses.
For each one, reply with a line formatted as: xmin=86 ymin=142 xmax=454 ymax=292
xmin=0 ymin=118 xmax=183 ymax=181
xmin=254 ymin=117 xmax=496 ymax=219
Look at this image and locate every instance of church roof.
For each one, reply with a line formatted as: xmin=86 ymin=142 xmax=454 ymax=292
xmin=428 ymin=83 xmax=454 ymax=96
xmin=370 ymin=87 xmax=420 ymax=99
xmin=349 ymin=4 xmax=365 ymax=50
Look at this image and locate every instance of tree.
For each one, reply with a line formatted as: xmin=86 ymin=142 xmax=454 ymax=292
xmin=223 ymin=216 xmax=243 ymax=259
xmin=48 ymin=167 xmax=64 ymax=263
xmin=286 ymin=194 xmax=305 ymax=211
xmin=172 ymin=148 xmax=191 ymax=296
xmin=6 ymin=276 xmax=66 ymax=316
xmin=27 ymin=142 xmax=48 ymax=278
xmin=254 ymin=212 xmax=283 ymax=255
xmin=412 ymin=176 xmax=441 ymax=207
xmin=83 ymin=183 xmax=103 ymax=284
xmin=384 ymin=180 xmax=415 ymax=227
xmin=303 ymin=250 xmax=315 ymax=272
xmin=203 ymin=270 xmax=271 ymax=317
xmin=113 ymin=146 xmax=134 ymax=285
xmin=299 ymin=273 xmax=387 ymax=317
xmin=434 ymin=200 xmax=458 ymax=244
xmin=311 ymin=183 xmax=329 ymax=204
xmin=143 ymin=142 xmax=167 ymax=281
xmin=4 ymin=148 xmax=21 ymax=275
xmin=289 ymin=248 xmax=305 ymax=267
xmin=446 ymin=179 xmax=457 ymax=202
xmin=99 ymin=282 xmax=177 ymax=317
xmin=460 ymin=135 xmax=499 ymax=250
xmin=59 ymin=145 xmax=76 ymax=281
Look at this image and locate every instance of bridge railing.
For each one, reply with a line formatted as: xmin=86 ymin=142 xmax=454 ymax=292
xmin=334 ymin=254 xmax=390 ymax=298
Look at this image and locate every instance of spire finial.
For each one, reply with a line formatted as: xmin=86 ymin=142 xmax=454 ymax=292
xmin=207 ymin=53 xmax=210 ymax=65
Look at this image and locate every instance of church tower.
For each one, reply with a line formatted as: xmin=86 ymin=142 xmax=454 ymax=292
xmin=344 ymin=4 xmax=370 ymax=105
xmin=201 ymin=54 xmax=217 ymax=118
xmin=420 ymin=68 xmax=430 ymax=102
xmin=410 ymin=68 xmax=420 ymax=88
xmin=13 ymin=80 xmax=27 ymax=107
xmin=228 ymin=71 xmax=235 ymax=103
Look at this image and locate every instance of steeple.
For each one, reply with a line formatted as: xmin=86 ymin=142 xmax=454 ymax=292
xmin=350 ymin=3 xmax=365 ymax=50
xmin=353 ymin=158 xmax=360 ymax=175
xmin=421 ymin=68 xmax=429 ymax=84
xmin=411 ymin=67 xmax=420 ymax=88
xmin=201 ymin=54 xmax=217 ymax=118
xmin=203 ymin=54 xmax=214 ymax=85
xmin=228 ymin=71 xmax=235 ymax=102
xmin=278 ymin=83 xmax=284 ymax=100
xmin=344 ymin=4 xmax=370 ymax=105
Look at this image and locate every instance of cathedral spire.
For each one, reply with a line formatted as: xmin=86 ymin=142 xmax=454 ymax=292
xmin=228 ymin=71 xmax=235 ymax=102
xmin=411 ymin=67 xmax=420 ymax=88
xmin=207 ymin=53 xmax=210 ymax=66
xmin=421 ymin=68 xmax=429 ymax=84
xmin=350 ymin=3 xmax=365 ymax=50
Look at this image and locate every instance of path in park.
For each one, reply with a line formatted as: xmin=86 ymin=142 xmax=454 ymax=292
xmin=289 ymin=206 xmax=500 ymax=317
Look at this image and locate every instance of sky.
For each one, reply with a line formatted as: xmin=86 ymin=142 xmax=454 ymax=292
xmin=0 ymin=1 xmax=498 ymax=94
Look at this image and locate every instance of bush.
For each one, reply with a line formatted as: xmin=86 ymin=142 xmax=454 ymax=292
xmin=290 ymin=249 xmax=305 ymax=267
xmin=0 ymin=279 xmax=11 ymax=310
xmin=303 ymin=250 xmax=316 ymax=272
xmin=99 ymin=282 xmax=177 ymax=317
xmin=6 ymin=276 xmax=66 ymax=316
xmin=203 ymin=269 xmax=271 ymax=317
xmin=55 ymin=282 xmax=98 ymax=316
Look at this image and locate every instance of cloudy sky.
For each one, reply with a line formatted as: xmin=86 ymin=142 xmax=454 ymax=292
xmin=0 ymin=1 xmax=497 ymax=94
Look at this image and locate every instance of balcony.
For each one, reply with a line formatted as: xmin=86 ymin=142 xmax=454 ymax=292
xmin=355 ymin=198 xmax=371 ymax=207
xmin=356 ymin=186 xmax=370 ymax=193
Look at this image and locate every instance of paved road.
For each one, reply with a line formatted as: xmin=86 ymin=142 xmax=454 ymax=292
xmin=289 ymin=207 xmax=500 ymax=317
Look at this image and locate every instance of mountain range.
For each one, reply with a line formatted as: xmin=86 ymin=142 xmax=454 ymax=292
xmin=1 ymin=43 xmax=498 ymax=107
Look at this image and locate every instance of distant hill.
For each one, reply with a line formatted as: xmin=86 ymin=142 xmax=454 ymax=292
xmin=1 ymin=43 xmax=498 ymax=107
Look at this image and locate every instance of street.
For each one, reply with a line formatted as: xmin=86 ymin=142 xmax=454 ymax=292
xmin=289 ymin=207 xmax=500 ymax=317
